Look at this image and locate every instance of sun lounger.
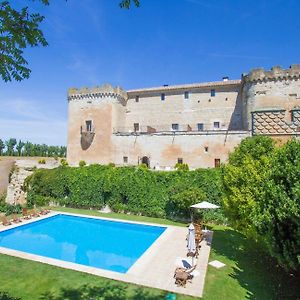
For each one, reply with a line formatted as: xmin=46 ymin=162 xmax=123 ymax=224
xmin=12 ymin=214 xmax=22 ymax=223
xmin=22 ymin=208 xmax=31 ymax=220
xmin=1 ymin=216 xmax=12 ymax=226
xmin=30 ymin=209 xmax=40 ymax=218
xmin=39 ymin=208 xmax=50 ymax=215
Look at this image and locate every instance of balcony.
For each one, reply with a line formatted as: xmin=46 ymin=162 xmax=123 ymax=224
xmin=80 ymin=125 xmax=95 ymax=150
xmin=113 ymin=124 xmax=234 ymax=136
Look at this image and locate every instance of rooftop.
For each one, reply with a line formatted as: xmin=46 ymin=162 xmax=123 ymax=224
xmin=127 ymin=79 xmax=241 ymax=95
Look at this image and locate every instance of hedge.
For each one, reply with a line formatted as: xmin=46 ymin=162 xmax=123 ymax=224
xmin=25 ymin=164 xmax=224 ymax=222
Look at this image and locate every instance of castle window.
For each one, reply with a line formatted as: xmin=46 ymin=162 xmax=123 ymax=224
xmin=86 ymin=120 xmax=92 ymax=132
xmin=172 ymin=123 xmax=179 ymax=131
xmin=214 ymin=121 xmax=220 ymax=129
xmin=197 ymin=123 xmax=204 ymax=131
xmin=123 ymin=156 xmax=128 ymax=163
xmin=161 ymin=93 xmax=165 ymax=101
xmin=135 ymin=95 xmax=139 ymax=102
xmin=177 ymin=158 xmax=183 ymax=164
xmin=184 ymin=91 xmax=189 ymax=99
xmin=211 ymin=89 xmax=216 ymax=97
xmin=215 ymin=158 xmax=221 ymax=168
xmin=134 ymin=123 xmax=139 ymax=132
xmin=205 ymin=146 xmax=208 ymax=152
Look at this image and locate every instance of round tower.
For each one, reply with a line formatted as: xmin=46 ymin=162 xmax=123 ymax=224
xmin=67 ymin=84 xmax=127 ymax=165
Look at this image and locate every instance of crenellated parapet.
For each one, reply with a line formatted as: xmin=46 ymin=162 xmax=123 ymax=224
xmin=243 ymin=64 xmax=300 ymax=83
xmin=68 ymin=84 xmax=128 ymax=105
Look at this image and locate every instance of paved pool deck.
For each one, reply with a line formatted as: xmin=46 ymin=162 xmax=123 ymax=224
xmin=0 ymin=211 xmax=212 ymax=298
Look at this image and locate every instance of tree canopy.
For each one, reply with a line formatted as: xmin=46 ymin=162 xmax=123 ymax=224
xmin=0 ymin=0 xmax=140 ymax=82
xmin=223 ymin=136 xmax=300 ymax=271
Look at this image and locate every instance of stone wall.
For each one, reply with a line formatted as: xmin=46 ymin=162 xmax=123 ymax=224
xmin=243 ymin=65 xmax=300 ymax=132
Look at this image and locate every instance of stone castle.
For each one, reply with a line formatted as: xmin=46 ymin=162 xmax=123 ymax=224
xmin=67 ymin=65 xmax=300 ymax=169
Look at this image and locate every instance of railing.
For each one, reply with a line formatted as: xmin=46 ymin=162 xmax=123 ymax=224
xmin=113 ymin=124 xmax=236 ymax=134
xmin=80 ymin=125 xmax=96 ymax=134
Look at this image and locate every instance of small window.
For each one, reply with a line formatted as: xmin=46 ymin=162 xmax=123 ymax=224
xmin=214 ymin=122 xmax=220 ymax=129
xmin=134 ymin=123 xmax=139 ymax=132
xmin=177 ymin=158 xmax=183 ymax=164
xmin=211 ymin=89 xmax=216 ymax=97
xmin=184 ymin=91 xmax=189 ymax=99
xmin=123 ymin=156 xmax=128 ymax=163
xmin=215 ymin=159 xmax=221 ymax=168
xmin=205 ymin=146 xmax=208 ymax=152
xmin=135 ymin=95 xmax=139 ymax=102
xmin=86 ymin=120 xmax=92 ymax=132
xmin=172 ymin=123 xmax=179 ymax=131
xmin=197 ymin=123 xmax=204 ymax=131
xmin=161 ymin=93 xmax=165 ymax=101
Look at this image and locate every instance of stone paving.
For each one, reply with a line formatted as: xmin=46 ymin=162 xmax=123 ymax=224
xmin=0 ymin=211 xmax=212 ymax=297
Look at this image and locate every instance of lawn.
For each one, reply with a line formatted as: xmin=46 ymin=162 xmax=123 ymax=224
xmin=0 ymin=207 xmax=299 ymax=299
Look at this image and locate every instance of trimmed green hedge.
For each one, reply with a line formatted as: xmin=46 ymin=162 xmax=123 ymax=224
xmin=26 ymin=165 xmax=224 ymax=221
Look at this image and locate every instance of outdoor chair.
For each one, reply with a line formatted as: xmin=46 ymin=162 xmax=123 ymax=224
xmin=39 ymin=208 xmax=50 ymax=215
xmin=174 ymin=265 xmax=196 ymax=287
xmin=12 ymin=214 xmax=22 ymax=223
xmin=1 ymin=216 xmax=12 ymax=226
xmin=30 ymin=209 xmax=40 ymax=218
xmin=22 ymin=208 xmax=31 ymax=220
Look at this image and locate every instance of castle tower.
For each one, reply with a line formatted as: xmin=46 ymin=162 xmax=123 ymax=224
xmin=67 ymin=84 xmax=127 ymax=165
xmin=242 ymin=65 xmax=300 ymax=136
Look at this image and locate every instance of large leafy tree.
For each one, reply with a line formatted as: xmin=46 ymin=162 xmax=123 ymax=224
xmin=223 ymin=136 xmax=300 ymax=271
xmin=5 ymin=137 xmax=17 ymax=155
xmin=0 ymin=0 xmax=140 ymax=82
xmin=0 ymin=0 xmax=49 ymax=81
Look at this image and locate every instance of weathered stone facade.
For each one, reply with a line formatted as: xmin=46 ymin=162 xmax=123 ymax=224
xmin=67 ymin=65 xmax=300 ymax=168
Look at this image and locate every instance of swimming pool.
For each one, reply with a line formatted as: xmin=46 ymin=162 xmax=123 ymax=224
xmin=0 ymin=214 xmax=166 ymax=273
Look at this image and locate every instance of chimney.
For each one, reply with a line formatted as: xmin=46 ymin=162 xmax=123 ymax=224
xmin=222 ymin=76 xmax=229 ymax=81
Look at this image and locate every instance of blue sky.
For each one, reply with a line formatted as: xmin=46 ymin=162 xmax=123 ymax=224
xmin=0 ymin=0 xmax=299 ymax=146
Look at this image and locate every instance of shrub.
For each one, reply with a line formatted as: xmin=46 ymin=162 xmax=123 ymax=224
xmin=0 ymin=291 xmax=21 ymax=300
xmin=60 ymin=158 xmax=68 ymax=167
xmin=38 ymin=158 xmax=46 ymax=164
xmin=223 ymin=136 xmax=300 ymax=271
xmin=138 ymin=163 xmax=148 ymax=169
xmin=26 ymin=165 xmax=224 ymax=222
xmin=175 ymin=163 xmax=189 ymax=171
xmin=108 ymin=162 xmax=115 ymax=167
xmin=79 ymin=160 xmax=86 ymax=167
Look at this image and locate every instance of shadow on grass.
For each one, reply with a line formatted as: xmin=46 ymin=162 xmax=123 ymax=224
xmin=39 ymin=283 xmax=167 ymax=300
xmin=211 ymin=228 xmax=300 ymax=299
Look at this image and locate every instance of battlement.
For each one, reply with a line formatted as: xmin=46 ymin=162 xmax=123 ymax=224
xmin=243 ymin=64 xmax=300 ymax=83
xmin=68 ymin=84 xmax=128 ymax=104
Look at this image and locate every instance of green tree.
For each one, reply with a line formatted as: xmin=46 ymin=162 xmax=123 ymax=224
xmin=5 ymin=138 xmax=17 ymax=156
xmin=119 ymin=0 xmax=140 ymax=8
xmin=0 ymin=139 xmax=5 ymax=155
xmin=16 ymin=140 xmax=25 ymax=156
xmin=223 ymin=136 xmax=300 ymax=271
xmin=0 ymin=0 xmax=49 ymax=81
xmin=0 ymin=1 xmax=139 ymax=82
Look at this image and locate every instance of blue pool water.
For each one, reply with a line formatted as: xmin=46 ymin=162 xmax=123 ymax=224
xmin=0 ymin=214 xmax=166 ymax=273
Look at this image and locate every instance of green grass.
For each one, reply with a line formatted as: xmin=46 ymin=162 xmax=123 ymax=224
xmin=51 ymin=206 xmax=188 ymax=227
xmin=0 ymin=207 xmax=299 ymax=299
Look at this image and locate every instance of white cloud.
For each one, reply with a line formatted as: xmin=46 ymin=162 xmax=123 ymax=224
xmin=0 ymin=97 xmax=67 ymax=145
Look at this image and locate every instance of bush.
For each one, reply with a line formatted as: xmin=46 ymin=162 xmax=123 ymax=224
xmin=0 ymin=291 xmax=21 ymax=300
xmin=38 ymin=158 xmax=46 ymax=164
xmin=175 ymin=163 xmax=189 ymax=171
xmin=223 ymin=136 xmax=300 ymax=271
xmin=108 ymin=162 xmax=115 ymax=167
xmin=60 ymin=158 xmax=68 ymax=167
xmin=0 ymin=194 xmax=22 ymax=215
xmin=79 ymin=160 xmax=86 ymax=167
xmin=26 ymin=165 xmax=224 ymax=222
